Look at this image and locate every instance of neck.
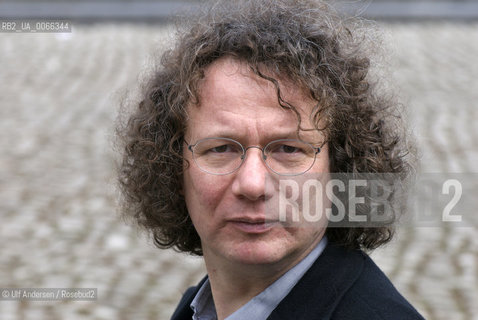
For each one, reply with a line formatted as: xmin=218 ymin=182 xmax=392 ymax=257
xmin=204 ymin=259 xmax=285 ymax=320
xmin=203 ymin=237 xmax=323 ymax=320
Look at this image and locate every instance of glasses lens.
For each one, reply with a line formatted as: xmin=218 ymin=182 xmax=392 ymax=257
xmin=191 ymin=138 xmax=244 ymax=175
xmin=264 ymin=139 xmax=317 ymax=175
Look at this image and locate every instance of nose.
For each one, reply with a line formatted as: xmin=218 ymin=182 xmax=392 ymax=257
xmin=231 ymin=147 xmax=271 ymax=201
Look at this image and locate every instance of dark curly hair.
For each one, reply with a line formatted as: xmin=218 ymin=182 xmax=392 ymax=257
xmin=116 ymin=0 xmax=416 ymax=255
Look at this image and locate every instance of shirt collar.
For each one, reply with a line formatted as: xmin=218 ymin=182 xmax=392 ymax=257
xmin=190 ymin=236 xmax=328 ymax=320
xmin=190 ymin=278 xmax=217 ymax=320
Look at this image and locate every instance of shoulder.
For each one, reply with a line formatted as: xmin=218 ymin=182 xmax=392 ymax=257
xmin=330 ymin=251 xmax=424 ymax=320
xmin=268 ymin=243 xmax=424 ymax=320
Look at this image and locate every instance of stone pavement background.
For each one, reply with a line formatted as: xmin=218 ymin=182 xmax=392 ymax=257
xmin=0 ymin=22 xmax=477 ymax=319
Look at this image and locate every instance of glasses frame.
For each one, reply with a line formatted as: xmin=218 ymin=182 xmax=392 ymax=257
xmin=187 ymin=137 xmax=321 ymax=176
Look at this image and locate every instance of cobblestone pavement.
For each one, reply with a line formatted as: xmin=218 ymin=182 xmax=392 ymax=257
xmin=0 ymin=22 xmax=477 ymax=320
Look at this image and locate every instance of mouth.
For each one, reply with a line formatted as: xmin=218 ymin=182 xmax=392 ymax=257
xmin=227 ymin=217 xmax=278 ymax=234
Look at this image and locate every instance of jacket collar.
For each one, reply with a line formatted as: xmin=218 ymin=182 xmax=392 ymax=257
xmin=170 ymin=276 xmax=207 ymax=320
xmin=267 ymin=243 xmax=365 ymax=319
xmin=170 ymin=243 xmax=365 ymax=320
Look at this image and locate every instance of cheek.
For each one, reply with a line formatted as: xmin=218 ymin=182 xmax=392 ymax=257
xmin=183 ymin=169 xmax=230 ymax=219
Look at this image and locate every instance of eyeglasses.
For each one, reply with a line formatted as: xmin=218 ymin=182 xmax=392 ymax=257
xmin=187 ymin=137 xmax=321 ymax=176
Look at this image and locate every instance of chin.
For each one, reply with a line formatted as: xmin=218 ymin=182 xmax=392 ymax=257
xmin=226 ymin=240 xmax=288 ymax=266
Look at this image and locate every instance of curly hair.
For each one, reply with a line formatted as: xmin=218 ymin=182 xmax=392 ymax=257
xmin=116 ymin=0 xmax=415 ymax=255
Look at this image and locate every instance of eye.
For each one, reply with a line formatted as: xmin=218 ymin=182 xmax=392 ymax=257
xmin=277 ymin=144 xmax=302 ymax=154
xmin=193 ymin=138 xmax=244 ymax=157
xmin=266 ymin=140 xmax=315 ymax=159
xmin=206 ymin=142 xmax=242 ymax=154
xmin=210 ymin=144 xmax=234 ymax=153
xmin=271 ymin=143 xmax=306 ymax=155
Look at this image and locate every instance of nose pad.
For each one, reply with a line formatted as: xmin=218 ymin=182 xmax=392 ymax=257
xmin=243 ymin=145 xmax=268 ymax=163
xmin=241 ymin=146 xmax=268 ymax=172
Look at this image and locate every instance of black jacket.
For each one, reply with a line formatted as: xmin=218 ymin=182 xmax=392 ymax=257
xmin=171 ymin=243 xmax=424 ymax=319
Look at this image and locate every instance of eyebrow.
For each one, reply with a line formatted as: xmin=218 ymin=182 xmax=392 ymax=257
xmin=191 ymin=130 xmax=323 ymax=145
xmin=193 ymin=129 xmax=297 ymax=140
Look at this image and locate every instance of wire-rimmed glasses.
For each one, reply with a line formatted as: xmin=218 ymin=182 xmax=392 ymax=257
xmin=187 ymin=137 xmax=321 ymax=176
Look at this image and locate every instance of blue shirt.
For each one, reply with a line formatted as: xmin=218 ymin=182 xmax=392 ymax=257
xmin=190 ymin=237 xmax=328 ymax=320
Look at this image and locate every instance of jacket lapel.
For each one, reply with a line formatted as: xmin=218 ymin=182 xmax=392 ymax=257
xmin=267 ymin=243 xmax=365 ymax=320
xmin=170 ymin=276 xmax=207 ymax=320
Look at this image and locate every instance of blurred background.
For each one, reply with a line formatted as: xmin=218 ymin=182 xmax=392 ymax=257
xmin=0 ymin=1 xmax=477 ymax=319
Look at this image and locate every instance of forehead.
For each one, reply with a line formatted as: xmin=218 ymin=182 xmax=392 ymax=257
xmin=185 ymin=57 xmax=320 ymax=141
xmin=197 ymin=57 xmax=308 ymax=107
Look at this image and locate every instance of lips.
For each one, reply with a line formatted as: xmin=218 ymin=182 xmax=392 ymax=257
xmin=227 ymin=217 xmax=278 ymax=233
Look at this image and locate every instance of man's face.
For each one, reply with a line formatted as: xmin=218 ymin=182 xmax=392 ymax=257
xmin=183 ymin=57 xmax=329 ymax=270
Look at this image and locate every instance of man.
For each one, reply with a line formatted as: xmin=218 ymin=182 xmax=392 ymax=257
xmin=117 ymin=0 xmax=424 ymax=319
